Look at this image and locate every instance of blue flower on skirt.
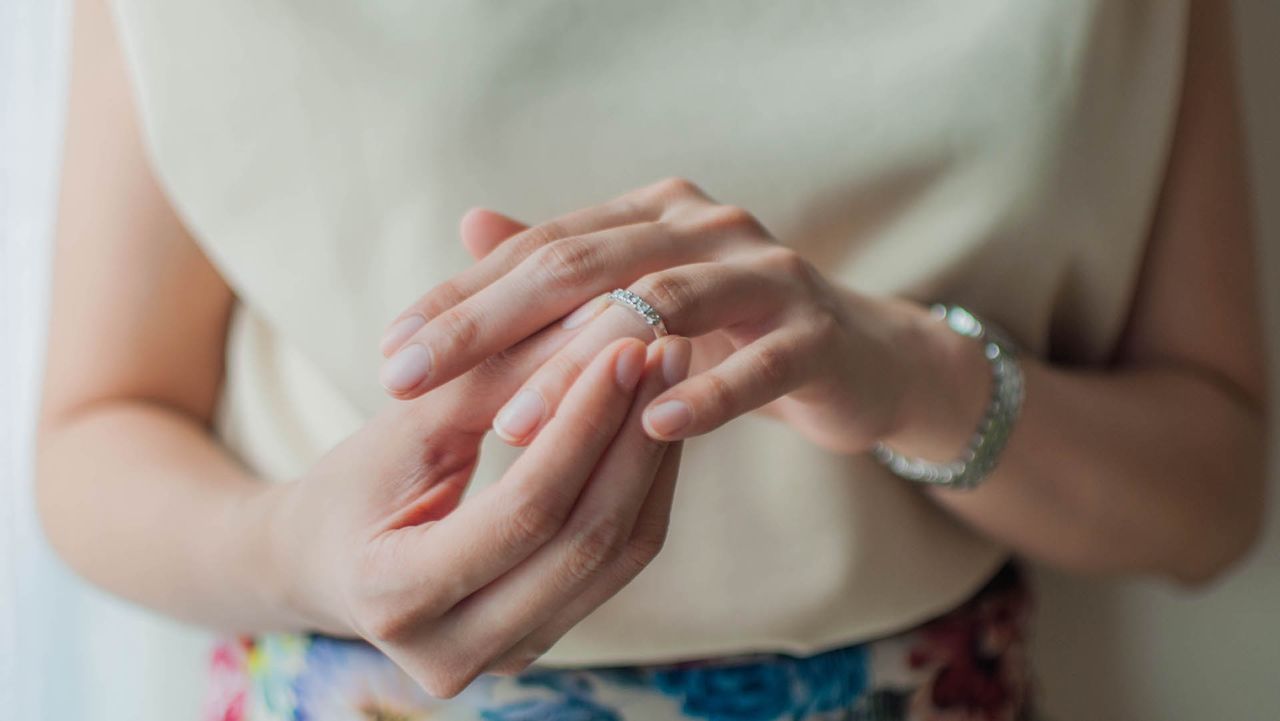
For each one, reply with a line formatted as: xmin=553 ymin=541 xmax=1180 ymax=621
xmin=480 ymin=695 xmax=621 ymax=721
xmin=481 ymin=669 xmax=621 ymax=721
xmin=653 ymin=660 xmax=794 ymax=721
xmin=791 ymin=645 xmax=870 ymax=715
xmin=293 ymin=636 xmax=437 ymax=721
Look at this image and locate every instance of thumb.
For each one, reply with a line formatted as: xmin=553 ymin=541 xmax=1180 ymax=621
xmin=459 ymin=207 xmax=529 ymax=260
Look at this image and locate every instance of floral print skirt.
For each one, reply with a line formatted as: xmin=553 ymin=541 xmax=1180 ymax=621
xmin=205 ymin=562 xmax=1033 ymax=721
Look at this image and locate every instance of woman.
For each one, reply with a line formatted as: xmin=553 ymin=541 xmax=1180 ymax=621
xmin=37 ymin=0 xmax=1267 ymax=719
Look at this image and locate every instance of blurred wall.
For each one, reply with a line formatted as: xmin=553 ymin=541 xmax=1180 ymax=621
xmin=1031 ymin=2 xmax=1280 ymax=719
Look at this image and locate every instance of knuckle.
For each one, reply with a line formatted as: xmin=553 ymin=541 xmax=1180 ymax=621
xmin=648 ymin=177 xmax=715 ymax=216
xmin=651 ymin=175 xmax=706 ymax=201
xmin=437 ymin=306 xmax=484 ymax=356
xmin=470 ymin=345 xmax=521 ymax=385
xmin=533 ymin=239 xmax=601 ymax=291
xmin=807 ymin=306 xmax=844 ymax=347
xmin=751 ymin=344 xmax=792 ymax=387
xmin=419 ymin=279 xmax=468 ymax=318
xmin=564 ymin=517 xmax=629 ymax=582
xmin=698 ymin=371 xmax=736 ymax=418
xmin=418 ymin=664 xmax=475 ymax=699
xmin=351 ymin=571 xmax=452 ymax=641
xmin=697 ymin=204 xmax=763 ymax=236
xmin=624 ymin=520 xmax=668 ymax=568
xmin=356 ymin=599 xmax=419 ymax=645
xmin=503 ymin=492 xmax=568 ymax=550
xmin=634 ymin=272 xmax=694 ymax=320
xmin=760 ymin=246 xmax=811 ymax=279
xmin=607 ymin=188 xmax=648 ymax=216
xmin=566 ymin=409 xmax=618 ymax=449
xmin=512 ymin=220 xmax=569 ymax=257
xmin=544 ymin=350 xmax=588 ymax=384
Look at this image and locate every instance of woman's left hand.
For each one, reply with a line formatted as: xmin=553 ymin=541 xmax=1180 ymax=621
xmin=379 ymin=177 xmax=986 ymax=455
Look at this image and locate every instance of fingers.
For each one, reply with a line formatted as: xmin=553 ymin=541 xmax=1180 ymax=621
xmin=488 ymin=263 xmax=785 ymax=446
xmin=492 ymin=279 xmax=733 ymax=446
xmin=405 ymin=299 xmax=595 ymax=437
xmin=370 ymin=338 xmax=648 ymax=629
xmin=379 ymin=193 xmax=662 ymax=358
xmin=459 ymin=207 xmax=529 ymax=261
xmin=436 ymin=337 xmax=692 ymax=676
xmin=489 ymin=439 xmax=684 ymax=674
xmin=379 ymin=220 xmax=758 ymax=398
xmin=378 ymin=221 xmax=670 ymax=397
xmin=644 ymin=327 xmax=818 ymax=441
xmin=382 ymin=177 xmax=717 ymax=352
xmin=491 ymin=302 xmax=650 ymax=444
xmin=380 ymin=209 xmax=527 ymax=356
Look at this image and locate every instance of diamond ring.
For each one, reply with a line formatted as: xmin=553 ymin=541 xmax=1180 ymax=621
xmin=604 ymin=289 xmax=668 ymax=338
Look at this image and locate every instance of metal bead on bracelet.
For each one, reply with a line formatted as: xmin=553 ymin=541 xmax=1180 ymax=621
xmin=870 ymin=304 xmax=1025 ymax=490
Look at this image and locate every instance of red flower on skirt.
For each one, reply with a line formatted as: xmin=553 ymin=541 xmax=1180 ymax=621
xmin=905 ymin=573 xmax=1032 ymax=721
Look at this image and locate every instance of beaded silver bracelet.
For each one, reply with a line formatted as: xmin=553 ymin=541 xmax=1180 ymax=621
xmin=869 ymin=304 xmax=1025 ymax=490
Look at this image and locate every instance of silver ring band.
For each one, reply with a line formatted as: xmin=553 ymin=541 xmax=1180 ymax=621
xmin=605 ymin=288 xmax=668 ymax=338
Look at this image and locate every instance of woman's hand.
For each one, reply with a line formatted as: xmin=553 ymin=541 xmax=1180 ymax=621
xmin=273 ymin=324 xmax=692 ymax=697
xmin=379 ymin=178 xmax=987 ymax=456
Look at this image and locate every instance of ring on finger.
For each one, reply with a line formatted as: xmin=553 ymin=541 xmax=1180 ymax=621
xmin=604 ymin=288 xmax=668 ymax=339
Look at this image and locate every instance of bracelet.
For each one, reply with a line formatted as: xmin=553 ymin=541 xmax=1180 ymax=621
xmin=870 ymin=304 xmax=1025 ymax=490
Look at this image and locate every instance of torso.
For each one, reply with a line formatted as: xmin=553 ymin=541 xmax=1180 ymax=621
xmin=111 ymin=0 xmax=1187 ymax=664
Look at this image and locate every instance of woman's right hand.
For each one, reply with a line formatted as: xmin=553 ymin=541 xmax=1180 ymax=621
xmin=267 ymin=326 xmax=691 ymax=697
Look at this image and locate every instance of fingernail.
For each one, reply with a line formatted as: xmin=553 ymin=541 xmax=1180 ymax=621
xmin=645 ymin=400 xmax=692 ymax=438
xmin=380 ymin=314 xmax=426 ymax=356
xmin=561 ymin=299 xmax=602 ymax=330
xmin=661 ymin=339 xmax=692 ymax=387
xmin=493 ymin=389 xmax=545 ymax=442
xmin=380 ymin=343 xmax=432 ymax=392
xmin=615 ymin=343 xmax=645 ymax=390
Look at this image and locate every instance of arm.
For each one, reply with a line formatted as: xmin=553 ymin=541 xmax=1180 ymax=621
xmin=35 ymin=0 xmax=299 ymax=631
xmin=375 ymin=2 xmax=1267 ymax=588
xmin=907 ymin=0 xmax=1268 ymax=586
xmin=40 ymin=6 xmax=694 ymax=693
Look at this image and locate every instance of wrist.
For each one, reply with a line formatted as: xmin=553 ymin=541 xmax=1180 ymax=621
xmin=880 ymin=302 xmax=992 ymax=461
xmin=255 ymin=479 xmax=353 ymax=636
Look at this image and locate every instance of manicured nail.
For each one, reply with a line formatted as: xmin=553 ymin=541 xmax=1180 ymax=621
xmin=380 ymin=314 xmax=426 ymax=356
xmin=615 ymin=344 xmax=645 ymax=390
xmin=380 ymin=343 xmax=432 ymax=392
xmin=661 ymin=338 xmax=692 ymax=387
xmin=562 ymin=299 xmax=602 ymax=330
xmin=645 ymin=400 xmax=692 ymax=438
xmin=493 ymin=389 xmax=545 ymax=442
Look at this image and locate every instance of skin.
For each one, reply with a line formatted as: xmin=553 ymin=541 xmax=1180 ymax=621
xmin=37 ymin=0 xmax=1267 ymax=700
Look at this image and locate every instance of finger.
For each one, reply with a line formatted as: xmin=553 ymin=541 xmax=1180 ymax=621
xmin=435 ymin=337 xmax=692 ymax=674
xmin=489 ymin=263 xmax=782 ymax=445
xmin=379 ymin=176 xmax=718 ymax=357
xmin=459 ymin=207 xmax=529 ymax=261
xmin=380 ymin=190 xmax=661 ymax=356
xmin=372 ymin=338 xmax=648 ymax=627
xmin=422 ymin=304 xmax=595 ymax=437
xmin=380 ymin=221 xmax=744 ymax=399
xmin=491 ymin=301 xmax=652 ymax=445
xmin=489 ymin=440 xmax=684 ymax=674
xmin=379 ymin=209 xmax=529 ymax=356
xmin=396 ymin=287 xmax=603 ymax=439
xmin=644 ymin=327 xmax=817 ymax=441
xmin=363 ymin=312 xmax=605 ymax=533
xmin=488 ymin=353 xmax=689 ymax=673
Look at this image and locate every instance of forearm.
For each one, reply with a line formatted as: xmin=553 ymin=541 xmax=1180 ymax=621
xmin=887 ymin=311 xmax=1268 ymax=585
xmin=36 ymin=399 xmax=305 ymax=633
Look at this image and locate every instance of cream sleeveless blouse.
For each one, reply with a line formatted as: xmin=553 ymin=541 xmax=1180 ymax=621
xmin=111 ymin=1 xmax=1187 ymax=665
